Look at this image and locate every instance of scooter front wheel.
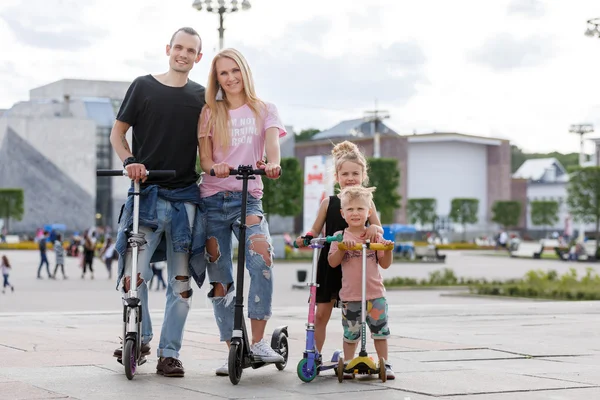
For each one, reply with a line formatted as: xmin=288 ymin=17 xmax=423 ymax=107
xmin=123 ymin=338 xmax=136 ymax=380
xmin=228 ymin=342 xmax=243 ymax=385
xmin=379 ymin=357 xmax=387 ymax=382
xmin=297 ymin=358 xmax=317 ymax=382
xmin=337 ymin=357 xmax=345 ymax=383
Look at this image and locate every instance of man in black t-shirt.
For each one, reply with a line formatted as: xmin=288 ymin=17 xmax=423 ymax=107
xmin=109 ymin=27 xmax=205 ymax=378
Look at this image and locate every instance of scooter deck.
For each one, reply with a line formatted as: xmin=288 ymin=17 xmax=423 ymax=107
xmin=318 ymin=360 xmax=339 ymax=371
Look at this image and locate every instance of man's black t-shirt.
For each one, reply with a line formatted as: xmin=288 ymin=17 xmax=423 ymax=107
xmin=117 ymin=75 xmax=205 ymax=189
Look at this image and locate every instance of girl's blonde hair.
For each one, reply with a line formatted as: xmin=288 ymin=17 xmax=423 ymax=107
xmin=201 ymin=48 xmax=265 ymax=155
xmin=338 ymin=185 xmax=376 ymax=207
xmin=331 ymin=141 xmax=369 ymax=185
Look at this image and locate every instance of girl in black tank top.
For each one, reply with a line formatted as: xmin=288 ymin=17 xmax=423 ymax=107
xmin=315 ymin=196 xmax=346 ymax=303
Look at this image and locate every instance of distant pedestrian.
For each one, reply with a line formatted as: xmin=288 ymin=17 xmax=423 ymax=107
xmin=2 ymin=254 xmax=14 ymax=293
xmin=150 ymin=261 xmax=167 ymax=290
xmin=100 ymin=237 xmax=117 ymax=279
xmin=53 ymin=233 xmax=67 ymax=279
xmin=81 ymin=232 xmax=95 ymax=279
xmin=37 ymin=231 xmax=51 ymax=279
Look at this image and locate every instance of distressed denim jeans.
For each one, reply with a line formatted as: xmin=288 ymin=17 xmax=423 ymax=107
xmin=202 ymin=191 xmax=274 ymax=342
xmin=121 ymin=198 xmax=196 ymax=358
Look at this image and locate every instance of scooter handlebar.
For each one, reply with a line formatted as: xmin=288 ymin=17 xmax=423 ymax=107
xmin=96 ymin=169 xmax=176 ymax=178
xmin=338 ymin=243 xmax=394 ymax=251
xmin=209 ymin=165 xmax=281 ymax=177
xmin=293 ymin=233 xmax=343 ymax=248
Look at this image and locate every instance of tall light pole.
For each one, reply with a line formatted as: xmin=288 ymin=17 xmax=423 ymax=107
xmin=569 ymin=123 xmax=594 ymax=241
xmin=585 ymin=18 xmax=600 ymax=38
xmin=364 ymin=100 xmax=389 ymax=159
xmin=192 ymin=0 xmax=251 ymax=51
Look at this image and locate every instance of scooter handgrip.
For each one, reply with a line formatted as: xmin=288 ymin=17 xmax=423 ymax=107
xmin=338 ymin=243 xmax=394 ymax=251
xmin=327 ymin=233 xmax=343 ymax=243
xmin=96 ymin=169 xmax=126 ymax=177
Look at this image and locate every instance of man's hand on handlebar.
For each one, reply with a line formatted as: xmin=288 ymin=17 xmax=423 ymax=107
xmin=212 ymin=162 xmax=235 ymax=178
xmin=125 ymin=163 xmax=147 ymax=183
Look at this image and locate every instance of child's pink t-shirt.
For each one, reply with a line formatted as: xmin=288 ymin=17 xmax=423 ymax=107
xmin=329 ymin=230 xmax=386 ymax=302
xmin=199 ymin=102 xmax=286 ymax=199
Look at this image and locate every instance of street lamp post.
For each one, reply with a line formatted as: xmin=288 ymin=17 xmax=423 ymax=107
xmin=192 ymin=0 xmax=251 ymax=51
xmin=364 ymin=101 xmax=389 ymax=159
xmin=569 ymin=123 xmax=594 ymax=241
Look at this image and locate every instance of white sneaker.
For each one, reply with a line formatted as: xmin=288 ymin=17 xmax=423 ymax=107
xmin=250 ymin=339 xmax=284 ymax=363
xmin=215 ymin=361 xmax=228 ymax=376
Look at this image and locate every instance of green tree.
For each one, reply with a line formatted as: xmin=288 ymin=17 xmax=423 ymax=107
xmin=491 ymin=200 xmax=522 ymax=229
xmin=407 ymin=198 xmax=436 ymax=229
xmin=530 ymin=200 xmax=559 ymax=235
xmin=367 ymin=158 xmax=401 ymax=224
xmin=567 ymin=167 xmax=600 ymax=246
xmin=262 ymin=158 xmax=303 ymax=222
xmin=296 ymin=128 xmax=320 ymax=142
xmin=449 ymin=198 xmax=479 ymax=241
xmin=0 ymin=188 xmax=24 ymax=233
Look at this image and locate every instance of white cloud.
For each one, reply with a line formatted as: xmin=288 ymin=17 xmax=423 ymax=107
xmin=0 ymin=0 xmax=600 ymax=155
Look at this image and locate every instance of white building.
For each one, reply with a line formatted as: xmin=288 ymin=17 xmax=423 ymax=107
xmin=0 ymin=79 xmax=131 ymax=234
xmin=513 ymin=157 xmax=595 ymax=235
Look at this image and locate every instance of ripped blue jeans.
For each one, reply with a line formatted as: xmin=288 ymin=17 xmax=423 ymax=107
xmin=120 ymin=198 xmax=196 ymax=359
xmin=202 ymin=191 xmax=274 ymax=342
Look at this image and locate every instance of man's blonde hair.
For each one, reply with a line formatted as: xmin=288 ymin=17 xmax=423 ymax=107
xmin=338 ymin=185 xmax=376 ymax=207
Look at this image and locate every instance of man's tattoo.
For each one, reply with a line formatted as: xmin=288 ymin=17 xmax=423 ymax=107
xmin=121 ymin=135 xmax=131 ymax=153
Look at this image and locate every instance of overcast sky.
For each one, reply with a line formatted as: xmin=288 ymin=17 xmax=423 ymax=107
xmin=1 ymin=0 xmax=600 ymax=153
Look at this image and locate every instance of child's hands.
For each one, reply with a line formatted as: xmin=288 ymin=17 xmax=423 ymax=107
xmin=361 ymin=225 xmax=380 ymax=243
xmin=295 ymin=236 xmax=306 ymax=248
xmin=381 ymin=239 xmax=394 ymax=248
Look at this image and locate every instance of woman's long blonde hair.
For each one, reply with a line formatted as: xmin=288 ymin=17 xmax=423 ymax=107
xmin=201 ymin=48 xmax=265 ymax=155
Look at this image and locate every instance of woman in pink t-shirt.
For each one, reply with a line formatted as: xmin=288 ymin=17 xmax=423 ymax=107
xmin=197 ymin=48 xmax=287 ymax=376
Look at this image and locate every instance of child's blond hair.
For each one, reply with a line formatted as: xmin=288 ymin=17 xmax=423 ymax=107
xmin=331 ymin=141 xmax=369 ymax=185
xmin=338 ymin=185 xmax=376 ymax=208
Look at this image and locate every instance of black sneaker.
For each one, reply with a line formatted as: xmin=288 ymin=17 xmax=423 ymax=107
xmin=113 ymin=341 xmax=151 ymax=358
xmin=156 ymin=357 xmax=185 ymax=377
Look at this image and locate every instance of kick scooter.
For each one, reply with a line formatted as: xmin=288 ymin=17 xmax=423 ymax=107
xmin=336 ymin=240 xmax=394 ymax=383
xmin=294 ymin=232 xmax=343 ymax=382
xmin=210 ymin=165 xmax=289 ymax=385
xmin=97 ymin=168 xmax=175 ymax=380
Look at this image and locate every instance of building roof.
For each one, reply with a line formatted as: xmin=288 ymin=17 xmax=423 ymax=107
xmin=311 ymin=118 xmax=399 ymax=140
xmin=407 ymin=132 xmax=504 ymax=146
xmin=513 ymin=158 xmax=568 ymax=182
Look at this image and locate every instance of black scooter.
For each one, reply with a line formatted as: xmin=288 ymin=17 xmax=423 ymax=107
xmin=210 ymin=165 xmax=289 ymax=385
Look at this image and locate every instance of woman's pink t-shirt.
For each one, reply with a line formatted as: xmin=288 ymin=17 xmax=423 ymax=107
xmin=200 ymin=102 xmax=286 ymax=199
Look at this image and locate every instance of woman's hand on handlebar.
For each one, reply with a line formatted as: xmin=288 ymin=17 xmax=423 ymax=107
xmin=259 ymin=162 xmax=281 ymax=179
xmin=125 ymin=163 xmax=147 ymax=183
xmin=212 ymin=162 xmax=234 ymax=178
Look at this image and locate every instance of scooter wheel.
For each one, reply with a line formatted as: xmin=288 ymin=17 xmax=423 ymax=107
xmin=379 ymin=357 xmax=387 ymax=382
xmin=228 ymin=342 xmax=243 ymax=385
xmin=274 ymin=333 xmax=288 ymax=371
xmin=123 ymin=338 xmax=136 ymax=380
xmin=337 ymin=357 xmax=345 ymax=383
xmin=297 ymin=358 xmax=317 ymax=382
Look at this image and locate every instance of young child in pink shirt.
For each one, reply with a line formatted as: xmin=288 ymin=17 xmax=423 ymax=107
xmin=328 ymin=186 xmax=395 ymax=379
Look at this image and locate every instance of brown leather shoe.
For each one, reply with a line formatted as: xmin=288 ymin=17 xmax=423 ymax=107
xmin=113 ymin=342 xmax=151 ymax=358
xmin=156 ymin=357 xmax=185 ymax=377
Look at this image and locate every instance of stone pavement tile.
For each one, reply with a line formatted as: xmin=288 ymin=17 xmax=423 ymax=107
xmin=0 ymin=350 xmax=110 ymax=368
xmin=421 ymin=357 xmax=592 ymax=375
xmin=448 ymin=387 xmax=600 ymax=400
xmin=388 ymin=337 xmax=478 ymax=351
xmin=396 ymin=349 xmax=524 ymax=363
xmin=368 ymin=369 xmax=593 ymax=396
xmin=531 ymin=370 xmax=600 ymax=386
xmin=0 ymin=381 xmax=70 ymax=400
